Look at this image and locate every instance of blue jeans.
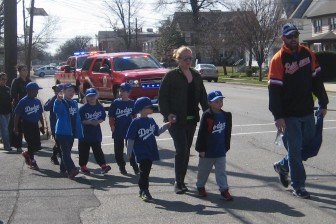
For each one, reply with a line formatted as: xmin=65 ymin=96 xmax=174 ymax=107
xmin=277 ymin=114 xmax=315 ymax=189
xmin=0 ymin=114 xmax=11 ymax=149
xmin=56 ymin=135 xmax=76 ymax=173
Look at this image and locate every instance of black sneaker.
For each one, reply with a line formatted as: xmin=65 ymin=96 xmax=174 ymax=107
xmin=273 ymin=162 xmax=289 ymax=188
xmin=292 ymin=188 xmax=310 ymax=199
xmin=133 ymin=166 xmax=140 ymax=175
xmin=181 ymin=183 xmax=189 ymax=192
xmin=174 ymin=182 xmax=185 ymax=194
xmin=120 ymin=167 xmax=127 ymax=175
xmin=141 ymin=190 xmax=153 ymax=202
xmin=50 ymin=155 xmax=59 ymax=165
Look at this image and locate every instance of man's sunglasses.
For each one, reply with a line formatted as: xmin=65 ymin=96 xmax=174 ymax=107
xmin=285 ymin=33 xmax=299 ymax=39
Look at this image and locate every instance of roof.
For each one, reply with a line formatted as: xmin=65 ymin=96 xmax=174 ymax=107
xmin=303 ymin=31 xmax=336 ymax=43
xmin=305 ymin=0 xmax=336 ymax=18
xmin=173 ymin=11 xmax=243 ymax=32
xmin=281 ymin=0 xmax=302 ymax=18
xmin=290 ymin=0 xmax=313 ymax=18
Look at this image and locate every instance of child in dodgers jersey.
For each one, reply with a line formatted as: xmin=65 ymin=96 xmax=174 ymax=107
xmin=108 ymin=83 xmax=139 ymax=175
xmin=78 ymin=88 xmax=111 ymax=174
xmin=126 ymin=97 xmax=171 ymax=202
xmin=54 ymin=83 xmax=83 ymax=179
xmin=195 ymin=90 xmax=233 ymax=201
xmin=13 ymin=82 xmax=44 ymax=170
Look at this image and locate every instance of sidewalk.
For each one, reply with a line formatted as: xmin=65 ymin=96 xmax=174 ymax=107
xmin=324 ymin=83 xmax=336 ymax=92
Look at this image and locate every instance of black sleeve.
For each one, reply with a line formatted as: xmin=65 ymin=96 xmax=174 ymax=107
xmin=195 ymin=111 xmax=210 ymax=152
xmin=225 ymin=112 xmax=232 ymax=152
xmin=268 ymin=85 xmax=283 ymax=120
xmin=312 ymin=74 xmax=329 ymax=109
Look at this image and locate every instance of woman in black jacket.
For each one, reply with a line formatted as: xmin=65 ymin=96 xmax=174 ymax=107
xmin=158 ymin=46 xmax=208 ymax=194
xmin=10 ymin=64 xmax=31 ymax=153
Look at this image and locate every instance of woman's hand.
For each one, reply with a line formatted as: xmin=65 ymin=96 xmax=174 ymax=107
xmin=167 ymin=113 xmax=177 ymax=123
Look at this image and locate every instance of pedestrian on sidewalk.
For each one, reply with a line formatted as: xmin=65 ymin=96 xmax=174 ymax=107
xmin=268 ymin=23 xmax=329 ymax=199
xmin=108 ymin=83 xmax=139 ymax=175
xmin=54 ymin=83 xmax=83 ymax=179
xmin=126 ymin=97 xmax=171 ymax=202
xmin=13 ymin=82 xmax=44 ymax=170
xmin=195 ymin=90 xmax=233 ymax=201
xmin=0 ymin=72 xmax=12 ymax=151
xmin=158 ymin=45 xmax=208 ymax=194
xmin=44 ymin=84 xmax=63 ymax=165
xmin=10 ymin=64 xmax=32 ymax=153
xmin=78 ymin=88 xmax=111 ymax=174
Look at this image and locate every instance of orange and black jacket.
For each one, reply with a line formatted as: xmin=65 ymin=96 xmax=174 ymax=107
xmin=195 ymin=108 xmax=232 ymax=153
xmin=268 ymin=44 xmax=328 ymax=120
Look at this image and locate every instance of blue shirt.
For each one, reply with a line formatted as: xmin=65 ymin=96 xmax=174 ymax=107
xmin=205 ymin=112 xmax=226 ymax=158
xmin=108 ymin=99 xmax=134 ymax=139
xmin=126 ymin=117 xmax=160 ymax=162
xmin=14 ymin=96 xmax=42 ymax=123
xmin=44 ymin=95 xmax=57 ymax=135
xmin=79 ymin=103 xmax=106 ymax=142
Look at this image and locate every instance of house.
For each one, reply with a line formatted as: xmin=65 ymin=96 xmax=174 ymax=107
xmin=303 ymin=0 xmax=336 ymax=51
xmin=97 ymin=29 xmax=160 ymax=52
xmin=172 ymin=11 xmax=244 ymax=65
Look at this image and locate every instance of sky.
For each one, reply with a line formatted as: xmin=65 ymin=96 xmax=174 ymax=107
xmin=17 ymin=0 xmax=173 ymax=55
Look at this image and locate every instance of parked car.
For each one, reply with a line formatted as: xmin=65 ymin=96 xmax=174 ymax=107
xmin=34 ymin=66 xmax=58 ymax=77
xmin=195 ymin=63 xmax=218 ymax=82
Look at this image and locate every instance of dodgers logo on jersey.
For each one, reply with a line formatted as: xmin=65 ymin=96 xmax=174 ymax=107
xmin=138 ymin=124 xmax=155 ymax=140
xmin=116 ymin=107 xmax=132 ymax=118
xmin=69 ymin=106 xmax=77 ymax=116
xmin=85 ymin=111 xmax=102 ymax=120
xmin=25 ymin=104 xmax=40 ymax=115
xmin=212 ymin=121 xmax=225 ymax=134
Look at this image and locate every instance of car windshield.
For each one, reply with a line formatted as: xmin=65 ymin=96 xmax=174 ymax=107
xmin=112 ymin=55 xmax=161 ymax=71
xmin=200 ymin=64 xmax=216 ymax=69
xmin=77 ymin=56 xmax=88 ymax=69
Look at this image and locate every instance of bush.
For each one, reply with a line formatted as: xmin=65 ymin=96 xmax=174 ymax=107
xmin=315 ymin=51 xmax=336 ymax=82
xmin=245 ymin=68 xmax=253 ymax=77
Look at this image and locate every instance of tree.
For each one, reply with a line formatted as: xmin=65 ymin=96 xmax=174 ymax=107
xmin=54 ymin=36 xmax=92 ymax=60
xmin=0 ymin=1 xmax=4 ymax=41
xmin=230 ymin=0 xmax=283 ymax=81
xmin=103 ymin=0 xmax=142 ymax=51
xmin=155 ymin=0 xmax=228 ymax=25
xmin=155 ymin=18 xmax=187 ymax=66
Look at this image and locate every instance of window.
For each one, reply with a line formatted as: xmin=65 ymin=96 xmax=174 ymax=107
xmin=314 ymin=19 xmax=322 ymax=33
xmin=329 ymin=17 xmax=336 ymax=31
xmin=92 ymin=59 xmax=103 ymax=72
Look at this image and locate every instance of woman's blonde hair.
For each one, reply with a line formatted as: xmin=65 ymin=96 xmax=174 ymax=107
xmin=173 ymin=46 xmax=192 ymax=61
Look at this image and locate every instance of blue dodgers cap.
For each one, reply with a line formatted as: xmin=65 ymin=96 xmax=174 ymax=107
xmin=52 ymin=84 xmax=63 ymax=91
xmin=208 ymin=90 xmax=225 ymax=102
xmin=282 ymin=22 xmax=299 ymax=36
xmin=85 ymin=88 xmax=97 ymax=97
xmin=134 ymin=97 xmax=152 ymax=113
xmin=120 ymin=82 xmax=132 ymax=92
xmin=63 ymin=83 xmax=76 ymax=90
xmin=26 ymin=82 xmax=42 ymax=90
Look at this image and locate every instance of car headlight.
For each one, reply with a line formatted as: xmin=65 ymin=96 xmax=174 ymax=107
xmin=127 ymin=80 xmax=140 ymax=87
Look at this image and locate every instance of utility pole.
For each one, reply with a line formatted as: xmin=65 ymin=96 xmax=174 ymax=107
xmin=4 ymin=0 xmax=17 ymax=85
xmin=26 ymin=0 xmax=35 ymax=77
xmin=135 ymin=18 xmax=138 ymax=51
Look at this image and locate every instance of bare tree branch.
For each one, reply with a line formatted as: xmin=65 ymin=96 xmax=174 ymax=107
xmin=229 ymin=0 xmax=283 ymax=81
